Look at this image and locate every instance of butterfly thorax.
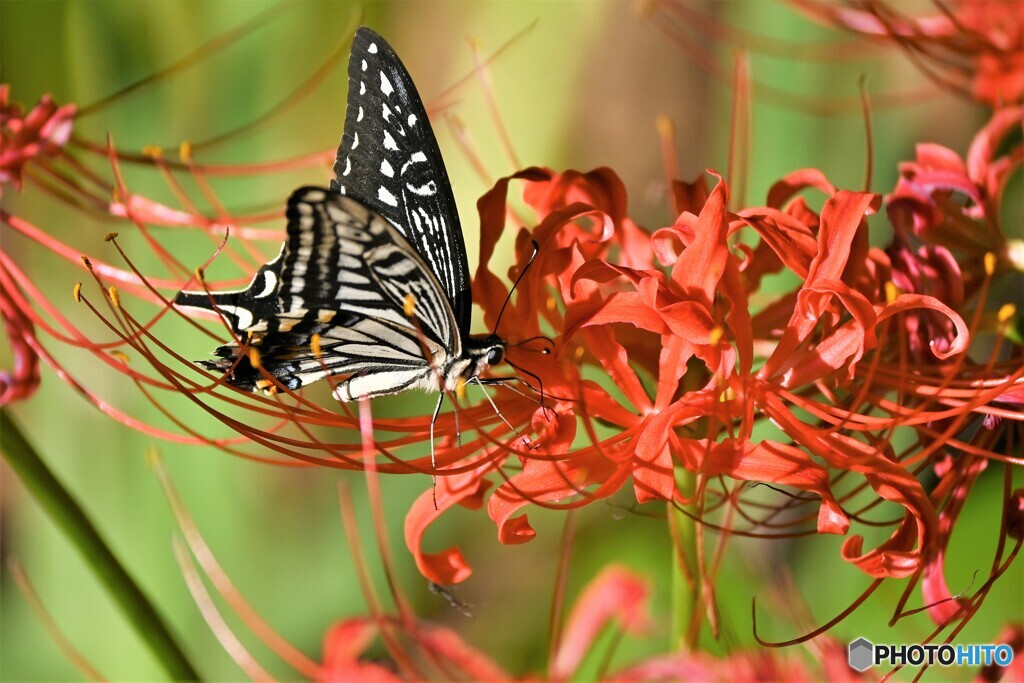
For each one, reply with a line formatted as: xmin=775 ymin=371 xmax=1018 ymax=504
xmin=438 ymin=333 xmax=506 ymax=393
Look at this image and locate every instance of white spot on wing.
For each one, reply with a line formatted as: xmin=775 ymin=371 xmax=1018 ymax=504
xmin=380 ymin=160 xmax=394 ymax=177
xmin=368 ymin=42 xmax=378 ymax=54
xmin=359 ymin=81 xmax=365 ymax=95
xmin=255 ymin=271 xmax=278 ymax=298
xmin=343 ymin=157 xmax=351 ymax=176
xmin=401 ymin=151 xmax=428 ymax=174
xmin=378 ymin=186 xmax=399 ymax=207
xmin=406 ymin=180 xmax=437 ymax=197
xmin=408 ymin=113 xmax=417 ymax=127
xmin=357 ymin=106 xmax=363 ymax=122
xmin=383 ymin=130 xmax=398 ymax=151
xmin=352 ymin=132 xmax=359 ymax=149
xmin=216 ymin=306 xmax=253 ymax=331
xmin=361 ymin=59 xmax=367 ymax=72
xmin=380 ymin=71 xmax=394 ymax=96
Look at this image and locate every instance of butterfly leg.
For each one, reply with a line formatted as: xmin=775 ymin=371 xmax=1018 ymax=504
xmin=430 ymin=391 xmax=444 ymax=509
xmin=472 ymin=376 xmax=531 ymax=449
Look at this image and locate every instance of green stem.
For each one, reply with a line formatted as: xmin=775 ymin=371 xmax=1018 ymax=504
xmin=669 ymin=476 xmax=699 ymax=649
xmin=1 ymin=409 xmax=200 ymax=681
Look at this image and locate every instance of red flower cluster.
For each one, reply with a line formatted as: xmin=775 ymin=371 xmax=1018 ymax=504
xmin=1 ymin=53 xmax=1021 ymax=652
xmin=0 ymin=85 xmax=76 ymax=189
xmin=406 ymin=113 xmax=1021 ymax=604
xmin=795 ymin=0 xmax=1024 ymax=107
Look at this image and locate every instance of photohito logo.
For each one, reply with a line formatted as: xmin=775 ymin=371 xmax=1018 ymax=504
xmin=848 ymin=637 xmax=1015 ymax=672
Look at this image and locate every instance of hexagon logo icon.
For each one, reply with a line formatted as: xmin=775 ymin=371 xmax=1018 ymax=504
xmin=848 ymin=637 xmax=874 ymax=672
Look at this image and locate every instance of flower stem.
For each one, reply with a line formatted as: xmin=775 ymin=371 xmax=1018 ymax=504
xmin=0 ymin=409 xmax=201 ymax=681
xmin=669 ymin=472 xmax=699 ymax=649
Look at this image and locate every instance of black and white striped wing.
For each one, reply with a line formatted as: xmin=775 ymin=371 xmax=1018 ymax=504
xmin=173 ymin=254 xmax=284 ymax=336
xmin=330 ymin=26 xmax=472 ymax=342
xmin=197 ymin=187 xmax=461 ymax=401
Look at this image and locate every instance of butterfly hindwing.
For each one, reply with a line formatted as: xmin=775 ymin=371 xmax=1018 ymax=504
xmin=330 ymin=26 xmax=472 ymax=341
xmin=194 ymin=188 xmax=461 ymax=399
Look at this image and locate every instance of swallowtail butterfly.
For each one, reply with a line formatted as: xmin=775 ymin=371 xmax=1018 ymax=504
xmin=176 ymin=27 xmax=507 ymax=420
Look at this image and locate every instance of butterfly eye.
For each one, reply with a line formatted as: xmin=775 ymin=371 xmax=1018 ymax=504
xmin=486 ymin=347 xmax=504 ymax=366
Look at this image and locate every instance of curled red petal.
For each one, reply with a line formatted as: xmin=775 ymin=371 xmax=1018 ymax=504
xmin=876 ymin=293 xmax=970 ymax=359
xmin=488 ymin=441 xmax=625 ymax=544
xmin=765 ymin=167 xmax=838 ymax=209
xmin=0 ymin=283 xmax=41 ymax=405
xmin=404 ymin=473 xmax=493 ymax=585
xmin=703 ymin=439 xmax=849 ymax=535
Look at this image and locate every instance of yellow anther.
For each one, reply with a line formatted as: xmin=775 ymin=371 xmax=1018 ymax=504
xmin=456 ymin=376 xmax=468 ymax=400
xmin=248 ymin=347 xmax=262 ymax=369
xmin=984 ymin=251 xmax=997 ymax=276
xmin=573 ymin=346 xmax=585 ymax=363
xmin=546 ymin=296 xmax=558 ymax=312
xmin=404 ymin=293 xmax=416 ymax=317
xmin=72 ymin=283 xmax=82 ymax=302
xmin=310 ymin=333 xmax=322 ymax=359
xmin=110 ymin=350 xmax=130 ymax=364
xmin=103 ymin=232 xmax=119 ymax=242
xmin=145 ymin=446 xmax=162 ymax=468
xmin=178 ymin=141 xmax=192 ymax=162
xmin=112 ymin=187 xmax=122 ymax=205
xmin=108 ymin=286 xmax=120 ymax=308
xmin=141 ymin=145 xmax=163 ymax=159
xmin=708 ymin=326 xmax=724 ymax=345
xmin=884 ymin=281 xmax=899 ymax=304
xmin=81 ymin=256 xmax=93 ymax=270
xmin=998 ymin=303 xmax=1016 ymax=324
xmin=194 ymin=266 xmax=206 ymax=283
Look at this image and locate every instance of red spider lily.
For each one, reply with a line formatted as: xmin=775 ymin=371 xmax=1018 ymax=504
xmin=316 ymin=566 xmax=858 ymax=683
xmin=24 ymin=147 xmax=1017 ymax=644
xmin=884 ymin=106 xmax=1023 ymax=301
xmin=151 ymin=448 xmax=858 ymax=683
xmin=0 ymin=86 xmax=76 ymax=189
xmin=8 ymin=117 xmax=1021 ymax=643
xmin=4 ymin=17 xmax=1021 ymax=658
xmin=395 ymin=157 xmax=1022 ymax=648
xmin=794 ymin=0 xmax=1024 ymax=107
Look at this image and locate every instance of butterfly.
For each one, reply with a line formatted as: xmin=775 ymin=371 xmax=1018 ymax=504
xmin=175 ymin=27 xmax=510 ymax=428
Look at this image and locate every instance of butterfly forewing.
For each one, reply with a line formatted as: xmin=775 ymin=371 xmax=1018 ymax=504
xmin=330 ymin=27 xmax=472 ymax=341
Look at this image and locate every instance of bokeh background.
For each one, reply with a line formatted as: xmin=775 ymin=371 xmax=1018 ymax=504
xmin=1 ymin=1 xmax=1020 ymax=680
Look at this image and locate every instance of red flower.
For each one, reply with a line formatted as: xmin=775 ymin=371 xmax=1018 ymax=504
xmin=795 ymin=0 xmax=1024 ymax=106
xmin=0 ymin=86 xmax=76 ymax=189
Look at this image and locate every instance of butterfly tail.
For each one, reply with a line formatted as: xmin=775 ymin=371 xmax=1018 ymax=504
xmin=173 ymin=253 xmax=285 ymax=335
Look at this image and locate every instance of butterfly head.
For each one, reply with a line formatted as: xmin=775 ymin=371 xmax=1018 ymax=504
xmin=465 ymin=333 xmax=507 ymax=379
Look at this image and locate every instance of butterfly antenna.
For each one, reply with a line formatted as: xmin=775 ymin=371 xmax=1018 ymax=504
xmin=492 ymin=240 xmax=539 ymax=335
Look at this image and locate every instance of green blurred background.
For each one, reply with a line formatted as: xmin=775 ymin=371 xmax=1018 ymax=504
xmin=1 ymin=1 xmax=1019 ymax=680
